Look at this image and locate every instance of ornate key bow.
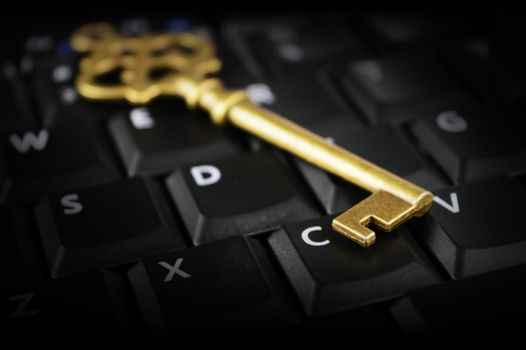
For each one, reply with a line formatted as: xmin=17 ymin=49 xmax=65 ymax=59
xmin=71 ymin=23 xmax=433 ymax=247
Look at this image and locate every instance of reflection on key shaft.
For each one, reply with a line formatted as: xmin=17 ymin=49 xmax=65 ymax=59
xmin=71 ymin=23 xmax=433 ymax=246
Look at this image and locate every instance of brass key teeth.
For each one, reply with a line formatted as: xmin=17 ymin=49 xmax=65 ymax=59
xmin=332 ymin=190 xmax=433 ymax=246
xmin=70 ymin=23 xmax=434 ymax=247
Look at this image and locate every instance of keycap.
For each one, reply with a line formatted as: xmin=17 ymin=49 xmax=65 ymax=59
xmin=391 ymin=264 xmax=526 ymax=336
xmin=362 ymin=13 xmax=472 ymax=48
xmin=31 ymin=57 xmax=128 ymax=127
xmin=340 ymin=53 xmax=463 ymax=124
xmin=215 ymin=37 xmax=260 ymax=88
xmin=0 ymin=154 xmax=8 ymax=204
xmin=224 ymin=15 xmax=363 ymax=79
xmin=109 ymin=100 xmax=242 ymax=176
xmin=268 ymin=216 xmax=440 ymax=316
xmin=35 ymin=177 xmax=185 ymax=278
xmin=483 ymin=36 xmax=526 ymax=104
xmin=11 ymin=29 xmax=64 ymax=64
xmin=0 ymin=206 xmax=42 ymax=287
xmin=31 ymin=57 xmax=79 ymax=126
xmin=222 ymin=20 xmax=363 ymax=130
xmin=166 ymin=152 xmax=318 ymax=245
xmin=1 ymin=270 xmax=124 ymax=330
xmin=2 ymin=117 xmax=120 ymax=201
xmin=72 ymin=24 xmax=434 ymax=246
xmin=291 ymin=306 xmax=401 ymax=337
xmin=253 ymin=73 xmax=361 ymax=131
xmin=217 ymin=43 xmax=357 ymax=133
xmin=411 ymin=99 xmax=526 ymax=183
xmin=442 ymin=36 xmax=526 ymax=103
xmin=413 ymin=176 xmax=526 ymax=279
xmin=0 ymin=62 xmax=36 ymax=131
xmin=128 ymin=236 xmax=297 ymax=330
xmin=205 ymin=34 xmax=360 ymax=132
xmin=441 ymin=38 xmax=495 ymax=100
xmin=296 ymin=125 xmax=446 ymax=214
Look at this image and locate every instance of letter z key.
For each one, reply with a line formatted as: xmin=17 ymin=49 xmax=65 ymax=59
xmin=70 ymin=23 xmax=433 ymax=247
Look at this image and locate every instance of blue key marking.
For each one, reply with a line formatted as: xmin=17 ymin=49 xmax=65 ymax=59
xmin=166 ymin=18 xmax=192 ymax=32
xmin=56 ymin=40 xmax=73 ymax=56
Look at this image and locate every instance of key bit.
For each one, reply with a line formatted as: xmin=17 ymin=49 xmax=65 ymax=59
xmin=70 ymin=23 xmax=433 ymax=247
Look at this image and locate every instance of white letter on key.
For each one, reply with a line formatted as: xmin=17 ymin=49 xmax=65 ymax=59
xmin=159 ymin=258 xmax=191 ymax=282
xmin=301 ymin=226 xmax=330 ymax=247
xmin=190 ymin=165 xmax=221 ymax=186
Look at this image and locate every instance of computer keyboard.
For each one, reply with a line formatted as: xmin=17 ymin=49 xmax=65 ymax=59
xmin=2 ymin=11 xmax=526 ymax=339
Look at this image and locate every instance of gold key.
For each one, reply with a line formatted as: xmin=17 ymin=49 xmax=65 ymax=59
xmin=70 ymin=23 xmax=433 ymax=247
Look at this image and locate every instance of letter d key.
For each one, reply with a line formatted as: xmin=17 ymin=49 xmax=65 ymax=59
xmin=70 ymin=23 xmax=433 ymax=247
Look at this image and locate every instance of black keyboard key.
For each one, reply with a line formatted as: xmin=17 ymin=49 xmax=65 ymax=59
xmin=216 ymin=37 xmax=261 ymax=89
xmin=219 ymin=55 xmax=360 ymax=132
xmin=35 ymin=177 xmax=185 ymax=278
xmin=218 ymin=32 xmax=360 ymax=133
xmin=268 ymin=216 xmax=440 ymax=316
xmin=11 ymin=29 xmax=65 ymax=64
xmin=166 ymin=152 xmax=318 ymax=245
xmin=340 ymin=53 xmax=463 ymax=124
xmin=0 ymin=154 xmax=8 ymax=204
xmin=296 ymin=125 xmax=445 ymax=214
xmin=109 ymin=101 xmax=242 ymax=177
xmin=391 ymin=264 xmax=526 ymax=336
xmin=443 ymin=36 xmax=526 ymax=103
xmin=0 ymin=206 xmax=42 ymax=287
xmin=1 ymin=270 xmax=124 ymax=330
xmin=441 ymin=38 xmax=495 ymax=100
xmin=225 ymin=15 xmax=363 ymax=78
xmin=414 ymin=176 xmax=526 ymax=279
xmin=128 ymin=237 xmax=297 ymax=330
xmin=260 ymin=73 xmax=361 ymax=131
xmin=479 ymin=37 xmax=526 ymax=103
xmin=31 ymin=57 xmax=127 ymax=127
xmin=2 ymin=118 xmax=120 ymax=201
xmin=0 ymin=62 xmax=36 ymax=130
xmin=31 ymin=57 xmax=77 ymax=125
xmin=224 ymin=19 xmax=361 ymax=131
xmin=411 ymin=100 xmax=526 ymax=183
xmin=362 ymin=13 xmax=469 ymax=48
xmin=292 ymin=306 xmax=401 ymax=336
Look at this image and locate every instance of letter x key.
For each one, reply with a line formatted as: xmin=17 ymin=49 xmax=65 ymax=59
xmin=70 ymin=23 xmax=433 ymax=247
xmin=159 ymin=259 xmax=191 ymax=282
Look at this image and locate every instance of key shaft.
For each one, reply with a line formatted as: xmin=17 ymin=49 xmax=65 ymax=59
xmin=172 ymin=76 xmax=433 ymax=246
